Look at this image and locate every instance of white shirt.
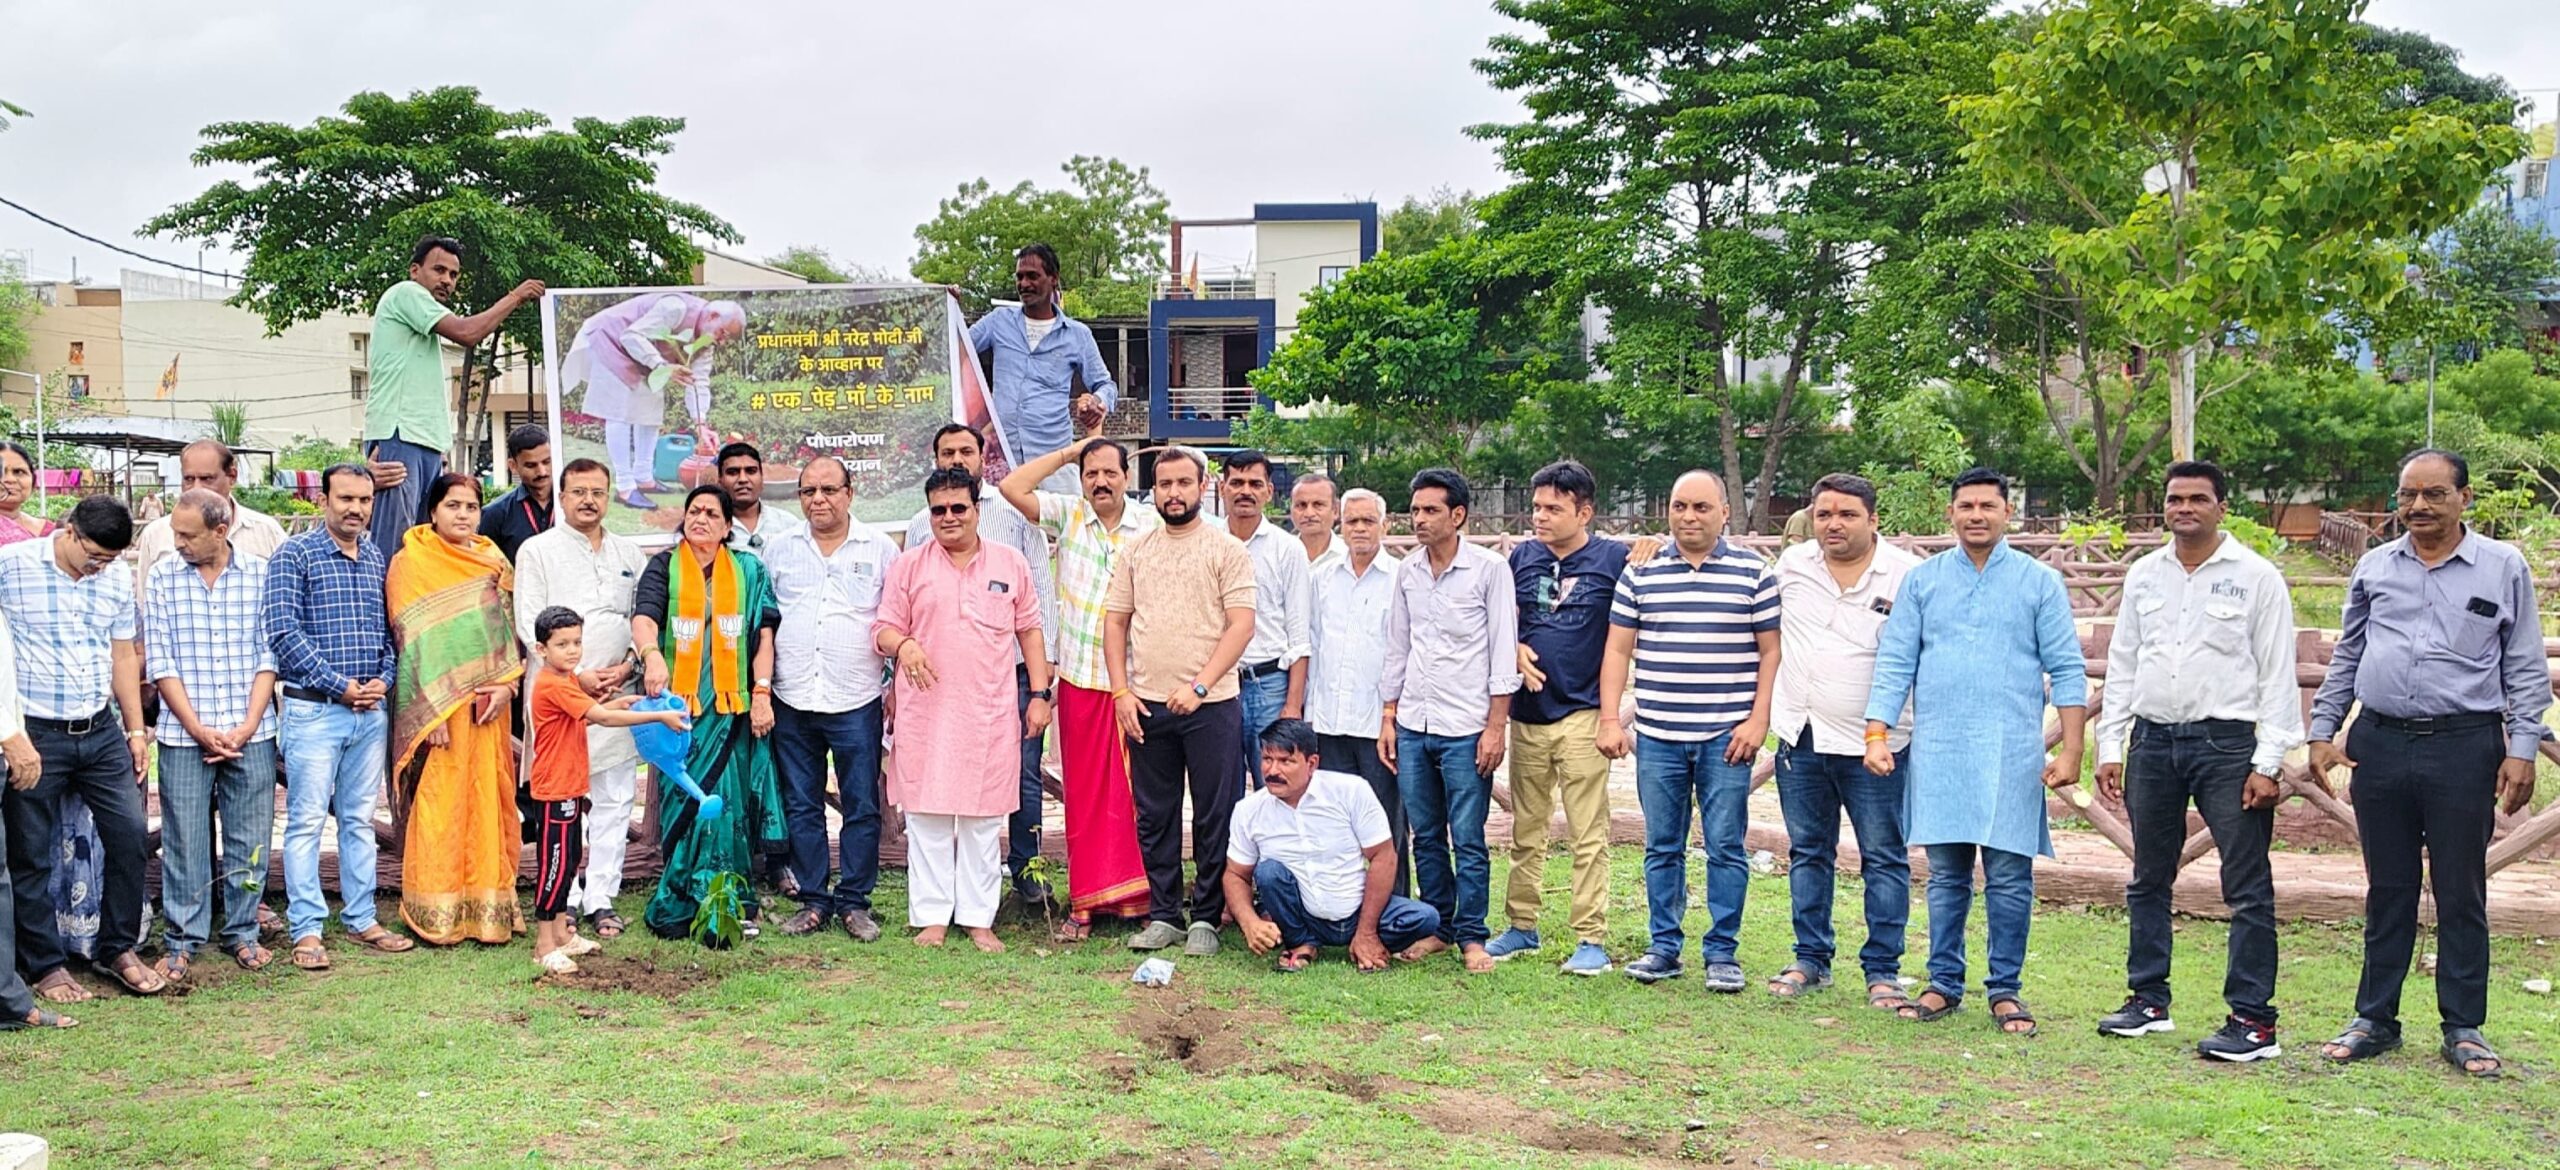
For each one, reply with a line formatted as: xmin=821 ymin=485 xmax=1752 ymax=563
xmin=1383 ymin=540 xmax=1523 ymax=737
xmin=2094 ymin=532 xmax=2304 ymax=775
xmin=0 ymin=608 xmax=21 ymax=741
xmin=1236 ymin=518 xmax=1313 ymax=669
xmin=515 ymin=523 xmax=649 ymax=773
xmin=1770 ymin=539 xmax=1921 ymax=754
xmin=132 ymin=501 xmax=289 ymax=601
xmin=765 ymin=521 xmax=900 ymax=712
xmin=1307 ymin=550 xmax=1400 ymax=737
xmin=1306 ymin=532 xmax=1347 ymax=576
xmin=727 ymin=505 xmax=806 ymax=554
xmin=1226 ymin=769 xmax=1391 ymax=922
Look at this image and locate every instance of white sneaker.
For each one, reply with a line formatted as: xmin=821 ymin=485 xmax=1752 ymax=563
xmin=561 ymin=935 xmax=603 ymax=957
xmin=538 ymin=950 xmax=580 ymax=975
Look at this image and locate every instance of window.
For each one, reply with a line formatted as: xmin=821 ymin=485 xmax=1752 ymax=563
xmin=351 ymin=332 xmax=369 ymax=358
xmin=66 ymin=375 xmax=90 ymax=400
xmin=2527 ymin=161 xmax=2550 ymax=201
xmin=1317 ymin=265 xmax=1349 ymax=289
xmin=349 ymin=371 xmax=369 ymax=400
xmin=67 ymin=341 xmax=84 ymax=365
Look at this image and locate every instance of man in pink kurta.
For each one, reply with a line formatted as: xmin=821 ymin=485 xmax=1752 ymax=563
xmin=873 ymin=468 xmax=1051 ymax=952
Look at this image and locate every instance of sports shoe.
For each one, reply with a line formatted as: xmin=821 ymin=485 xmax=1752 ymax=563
xmin=1624 ymin=952 xmax=1684 ymax=983
xmin=1485 ymin=928 xmax=1543 ymax=960
xmin=560 ymin=935 xmax=603 ymax=957
xmin=1702 ymin=962 xmax=1747 ymax=993
xmin=1183 ymin=922 xmax=1222 ymax=957
xmin=2097 ymin=997 xmax=2175 ymax=1037
xmin=1127 ymin=921 xmax=1186 ymax=951
xmin=536 ymin=950 xmax=579 ymax=975
xmin=1559 ymin=942 xmax=1612 ymax=976
xmin=2196 ymin=1016 xmax=2281 ymax=1063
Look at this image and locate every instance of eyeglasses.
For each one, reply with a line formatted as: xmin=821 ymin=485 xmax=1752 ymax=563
xmin=2395 ymin=487 xmax=2458 ymax=506
xmin=70 ymin=534 xmax=115 ymax=567
xmin=797 ymin=484 xmax=849 ymax=499
xmin=563 ymin=487 xmax=610 ymax=502
xmin=929 ymin=502 xmax=973 ymax=517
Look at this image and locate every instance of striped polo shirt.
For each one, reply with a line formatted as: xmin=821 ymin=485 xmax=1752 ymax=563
xmin=1608 ymin=539 xmax=1779 ymax=741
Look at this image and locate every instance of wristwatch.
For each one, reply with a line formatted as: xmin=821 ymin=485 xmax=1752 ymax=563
xmin=753 ymin=677 xmax=773 ymax=694
xmin=1190 ymin=682 xmax=1210 ymax=700
xmin=1030 ymin=687 xmax=1054 ymax=702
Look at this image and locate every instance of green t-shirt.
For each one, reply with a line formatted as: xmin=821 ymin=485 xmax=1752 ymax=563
xmin=366 ymin=280 xmax=455 ymax=451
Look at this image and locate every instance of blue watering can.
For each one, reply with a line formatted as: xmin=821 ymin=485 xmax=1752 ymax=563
xmin=630 ymin=694 xmax=719 ymax=821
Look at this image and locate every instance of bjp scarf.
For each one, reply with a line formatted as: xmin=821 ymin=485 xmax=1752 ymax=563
xmin=666 ymin=543 xmax=749 ymax=715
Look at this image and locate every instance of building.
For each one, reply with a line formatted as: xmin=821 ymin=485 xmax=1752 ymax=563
xmin=1148 ymin=202 xmax=1377 ymax=443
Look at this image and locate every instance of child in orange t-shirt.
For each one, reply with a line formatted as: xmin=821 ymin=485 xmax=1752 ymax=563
xmin=529 ymin=606 xmax=689 ymax=974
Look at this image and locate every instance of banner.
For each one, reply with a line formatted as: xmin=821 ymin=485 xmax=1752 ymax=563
xmin=540 ymin=284 xmax=1000 ymax=536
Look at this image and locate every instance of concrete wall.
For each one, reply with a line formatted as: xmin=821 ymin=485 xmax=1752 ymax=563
xmin=11 ymin=284 xmax=125 ymax=411
xmin=1254 ymin=219 xmax=1361 ymax=338
xmin=116 ymin=299 xmax=396 ymax=450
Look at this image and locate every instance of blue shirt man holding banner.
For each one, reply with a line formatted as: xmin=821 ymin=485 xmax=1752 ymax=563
xmin=969 ymin=244 xmax=1118 ymax=492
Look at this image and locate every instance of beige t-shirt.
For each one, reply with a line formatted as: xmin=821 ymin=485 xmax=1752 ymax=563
xmin=1103 ymin=520 xmax=1256 ymax=703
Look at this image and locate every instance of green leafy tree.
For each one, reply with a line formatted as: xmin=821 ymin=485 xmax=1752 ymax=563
xmin=0 ymin=99 xmax=26 ymax=132
xmin=1474 ymin=0 xmax=2003 ymax=528
xmin=1955 ymin=0 xmax=2525 ymax=469
xmin=2196 ymin=359 xmax=2426 ymax=511
xmin=761 ymin=245 xmax=894 ymax=285
xmin=0 ymin=255 xmax=35 ymax=373
xmin=1379 ymin=188 xmax=1481 ymax=257
xmin=143 ymin=86 xmax=737 ymax=469
xmin=910 ymin=156 xmax=1169 ymax=318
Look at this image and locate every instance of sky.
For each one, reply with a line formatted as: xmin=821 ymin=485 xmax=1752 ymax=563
xmin=0 ymin=0 xmax=2553 ymax=290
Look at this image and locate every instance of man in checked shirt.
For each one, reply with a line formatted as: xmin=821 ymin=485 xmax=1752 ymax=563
xmin=263 ymin=463 xmax=416 ymax=971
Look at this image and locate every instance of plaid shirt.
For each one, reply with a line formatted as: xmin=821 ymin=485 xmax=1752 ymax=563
xmin=146 ymin=549 xmax=280 ymax=745
xmin=262 ymin=528 xmax=395 ymax=697
xmin=1035 ymin=491 xmax=1153 ymax=690
xmin=0 ymin=536 xmax=140 ymax=721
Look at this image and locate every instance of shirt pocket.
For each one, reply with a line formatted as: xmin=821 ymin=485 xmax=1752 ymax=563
xmin=2434 ymin=606 xmax=2502 ymax=662
xmin=1839 ymin=600 xmax=1890 ymax=649
xmin=967 ymin=586 xmax=1018 ymax=638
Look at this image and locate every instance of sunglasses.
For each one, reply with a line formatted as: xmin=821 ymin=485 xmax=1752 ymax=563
xmin=929 ymin=502 xmax=973 ymax=518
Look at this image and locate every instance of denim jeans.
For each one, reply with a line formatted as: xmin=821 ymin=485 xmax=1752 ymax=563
xmin=1396 ymin=728 xmax=1491 ymax=947
xmin=1237 ymin=668 xmax=1291 ymax=789
xmin=5 ymin=719 xmax=147 ymax=975
xmin=1634 ymin=730 xmax=1753 ymax=963
xmin=772 ymin=698 xmax=884 ymax=917
xmin=1250 ymin=858 xmax=1440 ymax=952
xmin=1922 ymin=842 xmax=2035 ymax=1003
xmin=364 ymin=434 xmax=443 ymax=560
xmin=278 ymin=696 xmax=388 ymax=942
xmin=157 ymin=739 xmax=281 ymax=955
xmin=1007 ymin=666 xmax=1046 ymax=891
xmin=2123 ymin=718 xmax=2276 ymax=1023
xmin=1774 ymin=731 xmax=1909 ymax=983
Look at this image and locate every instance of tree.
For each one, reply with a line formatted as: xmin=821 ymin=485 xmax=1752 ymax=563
xmin=1379 ymin=188 xmax=1480 ymax=257
xmin=0 ymin=255 xmax=34 ymax=372
xmin=909 ymin=156 xmax=1169 ymax=318
xmin=1955 ymin=0 xmax=2525 ymax=469
xmin=2411 ymin=207 xmax=2560 ymax=356
xmin=1473 ymin=0 xmax=2004 ymax=528
xmin=761 ymin=245 xmax=894 ymax=285
xmin=0 ymin=99 xmax=25 ymax=132
xmin=144 ymin=86 xmax=737 ymax=469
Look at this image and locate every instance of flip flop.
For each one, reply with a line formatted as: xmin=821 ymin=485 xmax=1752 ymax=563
xmin=291 ymin=937 xmax=331 ymax=971
xmin=351 ymin=925 xmax=415 ymax=953
xmin=230 ymin=943 xmax=274 ymax=972
xmin=1273 ymin=948 xmax=1316 ymax=974
xmin=31 ymin=969 xmax=93 ymax=1004
xmin=156 ymin=953 xmax=193 ymax=986
xmin=0 ymin=1008 xmax=80 ymax=1031
xmin=100 ymin=953 xmax=168 ymax=996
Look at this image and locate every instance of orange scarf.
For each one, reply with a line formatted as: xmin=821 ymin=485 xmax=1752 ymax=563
xmin=667 ymin=542 xmax=747 ymax=715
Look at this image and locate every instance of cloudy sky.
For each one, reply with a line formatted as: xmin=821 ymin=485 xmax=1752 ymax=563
xmin=0 ymin=0 xmax=2552 ymax=289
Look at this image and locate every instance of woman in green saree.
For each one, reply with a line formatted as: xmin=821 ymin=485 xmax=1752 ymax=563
xmin=633 ymin=485 xmax=785 ymax=941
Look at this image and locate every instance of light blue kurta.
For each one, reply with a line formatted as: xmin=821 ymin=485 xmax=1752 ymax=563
xmin=1864 ymin=540 xmax=2087 ymax=858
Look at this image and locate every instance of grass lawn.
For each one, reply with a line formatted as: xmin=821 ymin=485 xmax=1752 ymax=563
xmin=4 ymin=847 xmax=2556 ymax=1169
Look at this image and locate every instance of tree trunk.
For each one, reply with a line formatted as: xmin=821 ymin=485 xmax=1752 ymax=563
xmin=1747 ymin=308 xmax=1821 ymax=532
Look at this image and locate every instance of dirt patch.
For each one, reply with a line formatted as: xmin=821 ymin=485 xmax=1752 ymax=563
xmin=1125 ymin=991 xmax=1273 ymax=1074
xmin=538 ymin=953 xmax=719 ymax=1000
xmin=1400 ymin=1086 xmax=1679 ymax=1163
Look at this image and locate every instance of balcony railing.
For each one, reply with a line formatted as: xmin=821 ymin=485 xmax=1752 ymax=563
xmin=1153 ymin=271 xmax=1276 ymax=301
xmin=1160 ymin=386 xmax=1259 ymax=422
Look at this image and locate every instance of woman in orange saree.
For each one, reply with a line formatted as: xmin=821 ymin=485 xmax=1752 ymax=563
xmin=388 ymin=473 xmax=527 ymax=945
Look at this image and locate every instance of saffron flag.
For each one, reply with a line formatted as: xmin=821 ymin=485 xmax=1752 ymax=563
xmin=157 ymin=354 xmax=180 ymax=399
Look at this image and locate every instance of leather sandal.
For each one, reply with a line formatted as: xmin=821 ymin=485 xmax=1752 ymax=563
xmin=291 ymin=937 xmax=331 ymax=971
xmin=2441 ymin=1028 xmax=2504 ymax=1079
xmin=0 ymin=1007 xmax=80 ymax=1031
xmin=1989 ymin=994 xmax=2038 ymax=1037
xmin=100 ymin=952 xmax=168 ymax=996
xmin=2321 ymin=1018 xmax=2402 ymax=1063
xmin=230 ymin=943 xmax=274 ymax=972
xmin=586 ymin=910 xmax=627 ymax=940
xmin=1898 ymin=988 xmax=1963 ymax=1022
xmin=351 ymin=925 xmax=415 ymax=953
xmin=30 ymin=968 xmax=93 ymax=1004
xmin=1867 ymin=981 xmax=1913 ymax=1012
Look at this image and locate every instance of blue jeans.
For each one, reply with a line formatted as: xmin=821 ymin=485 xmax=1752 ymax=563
xmin=1237 ymin=668 xmax=1291 ymax=788
xmin=278 ymin=696 xmax=388 ymax=942
xmin=1007 ymin=666 xmax=1045 ymax=890
xmin=1774 ymin=732 xmax=1909 ymax=983
xmin=772 ymin=698 xmax=884 ymax=916
xmin=1396 ymin=729 xmax=1491 ymax=946
xmin=1923 ymin=842 xmax=2035 ymax=1003
xmin=157 ymin=739 xmax=280 ymax=955
xmin=1250 ymin=859 xmax=1439 ymax=952
xmin=364 ymin=434 xmax=443 ymax=559
xmin=1635 ymin=730 xmax=1753 ymax=963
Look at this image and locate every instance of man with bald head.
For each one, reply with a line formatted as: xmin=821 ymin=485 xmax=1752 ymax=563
xmin=766 ymin=456 xmax=901 ymax=939
xmin=144 ymin=489 xmax=281 ymax=978
xmin=1599 ymin=470 xmax=1778 ymax=993
xmin=134 ymin=440 xmax=288 ymax=591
